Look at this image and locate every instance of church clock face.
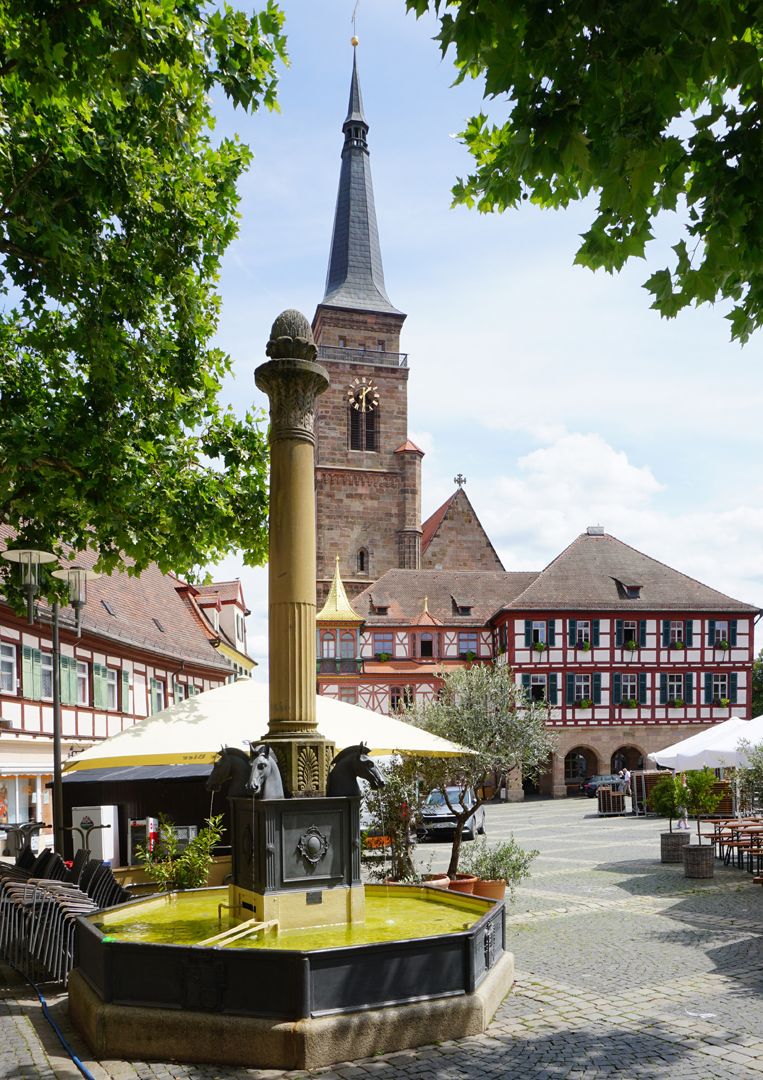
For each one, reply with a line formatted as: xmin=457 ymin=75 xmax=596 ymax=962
xmin=347 ymin=376 xmax=380 ymax=412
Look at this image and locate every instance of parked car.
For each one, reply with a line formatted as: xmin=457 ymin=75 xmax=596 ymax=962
xmin=581 ymin=774 xmax=623 ymax=798
xmin=417 ymin=787 xmax=486 ymax=840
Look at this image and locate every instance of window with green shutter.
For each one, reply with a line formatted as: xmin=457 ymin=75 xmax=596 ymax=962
xmin=592 ymin=620 xmax=600 ymax=647
xmin=659 ymin=673 xmax=668 ymax=705
xmin=685 ymin=621 xmax=694 ymax=647
xmin=592 ymin=673 xmax=602 ymax=704
xmin=615 ymin=620 xmax=624 ymax=647
xmin=684 ymin=673 xmax=693 ymax=704
xmin=93 ymin=663 xmax=109 ymax=710
xmin=638 ymin=672 xmax=648 ymax=704
xmin=568 ymin=620 xmax=577 ymax=647
xmin=547 ymin=620 xmax=556 ymax=646
xmin=730 ymin=672 xmax=738 ymax=703
xmin=662 ymin=620 xmax=670 ymax=648
xmin=521 ymin=674 xmax=531 ymax=690
xmin=566 ymin=673 xmax=574 ymax=704
xmin=59 ymin=655 xmax=78 ymax=706
xmin=729 ymin=620 xmax=738 ymax=646
xmin=639 ymin=620 xmax=647 ymax=647
xmin=22 ymin=646 xmax=42 ymax=701
xmin=121 ymin=669 xmax=130 ymax=712
xmin=524 ymin=621 xmax=532 ymax=648
xmin=707 ymin=620 xmax=716 ymax=646
xmin=612 ymin=673 xmax=622 ymax=705
xmin=704 ymin=673 xmax=713 ymax=704
xmin=548 ymin=673 xmax=558 ymax=704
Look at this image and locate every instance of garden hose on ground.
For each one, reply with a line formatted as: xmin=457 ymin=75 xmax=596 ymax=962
xmin=10 ymin=963 xmax=96 ymax=1080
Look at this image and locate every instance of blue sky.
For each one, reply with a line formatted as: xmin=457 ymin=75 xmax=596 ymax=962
xmin=206 ymin=1 xmax=763 ymax=670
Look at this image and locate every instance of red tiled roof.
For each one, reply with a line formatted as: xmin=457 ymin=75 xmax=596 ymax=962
xmin=0 ymin=533 xmax=232 ymax=671
xmin=394 ymin=439 xmax=424 ymax=455
xmin=193 ymin=580 xmax=243 ymax=605
xmin=420 ymin=494 xmax=456 ymax=554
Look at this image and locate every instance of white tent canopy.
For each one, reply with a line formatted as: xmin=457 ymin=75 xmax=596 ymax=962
xmin=649 ymin=715 xmax=763 ymax=771
xmin=63 ymin=678 xmax=468 ymax=773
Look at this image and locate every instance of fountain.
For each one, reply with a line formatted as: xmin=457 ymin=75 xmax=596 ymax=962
xmin=68 ymin=311 xmax=514 ymax=1070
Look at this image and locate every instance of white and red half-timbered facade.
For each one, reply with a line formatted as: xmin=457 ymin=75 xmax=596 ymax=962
xmin=316 ymin=527 xmax=759 ymax=798
xmin=0 ymin=545 xmax=253 ymax=835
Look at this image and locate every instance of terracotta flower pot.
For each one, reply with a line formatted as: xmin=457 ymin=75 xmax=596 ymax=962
xmin=448 ymin=873 xmax=478 ymax=894
xmin=472 ymin=878 xmax=507 ymax=900
xmin=422 ymin=874 xmax=450 ymax=889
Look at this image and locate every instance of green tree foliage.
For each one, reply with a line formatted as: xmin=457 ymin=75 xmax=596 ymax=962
xmin=0 ymin=2 xmax=288 ymax=588
xmin=362 ymin=754 xmax=421 ymax=882
xmin=648 ymin=772 xmax=684 ymax=832
xmin=684 ymin=768 xmax=723 ymax=843
xmin=751 ymin=650 xmax=763 ymax=717
xmin=407 ymin=661 xmax=556 ymax=877
xmin=137 ymin=813 xmax=225 ymax=891
xmin=458 ymin=835 xmax=538 ymax=899
xmin=407 ymin=1 xmax=763 ymax=341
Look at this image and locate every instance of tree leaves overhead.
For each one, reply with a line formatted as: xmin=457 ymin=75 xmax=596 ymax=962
xmin=0 ymin=1 xmax=287 ymax=589
xmin=407 ymin=0 xmax=763 ymax=341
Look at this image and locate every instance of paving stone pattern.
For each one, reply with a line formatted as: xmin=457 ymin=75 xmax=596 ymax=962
xmin=3 ymin=799 xmax=763 ymax=1078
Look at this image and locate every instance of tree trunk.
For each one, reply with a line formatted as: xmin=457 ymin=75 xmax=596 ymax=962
xmin=446 ymin=806 xmax=478 ymax=878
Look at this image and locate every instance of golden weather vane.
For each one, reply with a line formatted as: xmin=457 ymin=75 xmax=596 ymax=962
xmin=351 ymin=0 xmax=360 ymax=45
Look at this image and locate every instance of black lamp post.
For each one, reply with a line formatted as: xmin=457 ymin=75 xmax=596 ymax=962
xmin=1 ymin=549 xmax=97 ymax=852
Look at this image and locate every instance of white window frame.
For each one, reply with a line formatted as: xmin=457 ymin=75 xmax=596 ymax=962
xmin=714 ymin=621 xmax=729 ymax=645
xmin=106 ymin=668 xmax=118 ymax=710
xmin=574 ymin=674 xmax=591 ymax=701
xmin=0 ymin=643 xmax=16 ymax=694
xmin=320 ymin=633 xmax=336 ymax=659
xmin=531 ymin=621 xmax=547 ymax=644
xmin=576 ymin=621 xmax=591 ymax=645
xmin=41 ymin=653 xmax=53 ymax=701
xmin=174 ymin=681 xmax=186 ymax=703
xmin=530 ymin=674 xmax=546 ymax=702
xmin=151 ymin=679 xmax=166 ymax=714
xmin=669 ymin=621 xmax=684 ymax=644
xmin=76 ymin=660 xmax=89 ymax=706
xmin=667 ymin=674 xmax=683 ymax=702
xmin=621 ymin=673 xmax=638 ymax=702
xmin=712 ymin=674 xmax=728 ymax=701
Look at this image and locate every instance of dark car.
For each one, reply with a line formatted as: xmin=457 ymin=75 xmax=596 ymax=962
xmin=582 ymin=773 xmax=623 ymax=798
xmin=417 ymin=787 xmax=486 ymax=840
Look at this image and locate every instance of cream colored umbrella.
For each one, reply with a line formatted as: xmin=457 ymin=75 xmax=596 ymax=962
xmin=63 ymin=677 xmax=468 ymax=772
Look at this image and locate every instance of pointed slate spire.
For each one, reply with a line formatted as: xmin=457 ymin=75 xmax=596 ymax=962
xmin=320 ymin=45 xmax=402 ymax=316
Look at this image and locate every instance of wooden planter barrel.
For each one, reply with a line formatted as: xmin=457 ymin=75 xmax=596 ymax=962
xmin=660 ymin=831 xmax=691 ymax=863
xmin=683 ymin=843 xmax=715 ymax=879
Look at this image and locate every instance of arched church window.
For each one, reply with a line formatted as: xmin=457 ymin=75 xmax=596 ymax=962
xmin=358 ymin=548 xmax=368 ymax=573
xmin=340 ymin=631 xmax=356 ymax=659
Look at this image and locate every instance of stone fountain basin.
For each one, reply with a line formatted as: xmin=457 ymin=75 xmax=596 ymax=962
xmin=75 ymin=884 xmax=506 ymax=1020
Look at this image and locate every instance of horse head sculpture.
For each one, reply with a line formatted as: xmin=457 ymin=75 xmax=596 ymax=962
xmin=206 ymin=745 xmax=252 ymax=799
xmin=326 ymin=742 xmax=385 ymax=798
xmin=246 ymin=743 xmax=285 ymax=799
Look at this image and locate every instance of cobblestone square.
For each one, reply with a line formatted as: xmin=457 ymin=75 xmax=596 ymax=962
xmin=4 ymin=798 xmax=763 ymax=1078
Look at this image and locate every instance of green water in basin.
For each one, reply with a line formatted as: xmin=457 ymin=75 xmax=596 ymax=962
xmin=93 ymin=886 xmax=486 ymax=951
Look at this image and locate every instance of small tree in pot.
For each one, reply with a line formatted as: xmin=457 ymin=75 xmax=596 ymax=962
xmin=648 ymin=774 xmax=683 ymax=832
xmin=459 ymin=836 xmax=539 ymax=900
xmin=406 ymin=662 xmax=556 ymax=879
xmin=684 ymin=768 xmax=723 ymax=844
xmin=361 ymin=755 xmax=421 ymax=882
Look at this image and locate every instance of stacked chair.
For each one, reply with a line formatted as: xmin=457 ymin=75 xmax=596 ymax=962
xmin=0 ymin=845 xmax=133 ymax=985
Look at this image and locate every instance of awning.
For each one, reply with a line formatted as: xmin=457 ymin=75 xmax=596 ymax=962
xmin=648 ymin=715 xmax=763 ymax=770
xmin=62 ymin=764 xmax=211 ymax=784
xmin=63 ymin=678 xmax=468 ymax=773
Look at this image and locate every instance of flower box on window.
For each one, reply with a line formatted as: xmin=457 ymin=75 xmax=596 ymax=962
xmin=625 ymin=699 xmax=638 ymax=709
xmin=376 ymin=652 xmax=391 ymax=662
xmin=667 ymin=698 xmax=684 ymax=708
xmin=576 ymin=698 xmax=593 ymax=709
xmin=670 ymin=641 xmax=685 ymax=650
xmin=578 ymin=641 xmax=592 ymax=652
xmin=720 ymin=697 xmax=731 ymax=707
xmin=624 ymin=639 xmax=638 ymax=651
xmin=533 ymin=642 xmax=547 ymax=653
xmin=717 ymin=640 xmax=730 ymax=650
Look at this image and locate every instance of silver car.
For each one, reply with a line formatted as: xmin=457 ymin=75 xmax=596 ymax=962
xmin=417 ymin=786 xmax=486 ymax=841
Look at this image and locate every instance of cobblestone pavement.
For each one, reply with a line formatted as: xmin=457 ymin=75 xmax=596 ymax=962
xmin=3 ymin=799 xmax=763 ymax=1078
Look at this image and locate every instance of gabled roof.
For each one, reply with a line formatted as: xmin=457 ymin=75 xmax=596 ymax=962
xmin=194 ymin=580 xmax=245 ymax=607
xmin=319 ymin=48 xmax=402 ymax=316
xmin=502 ymin=531 xmax=760 ymax=613
xmin=421 ymin=494 xmax=454 ymax=554
xmin=420 ymin=487 xmax=504 ymax=572
xmin=353 ymin=570 xmax=538 ymax=627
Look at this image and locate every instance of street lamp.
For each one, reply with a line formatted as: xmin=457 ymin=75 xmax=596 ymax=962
xmin=1 ymin=548 xmax=98 ymax=852
xmin=0 ymin=547 xmax=58 ymax=624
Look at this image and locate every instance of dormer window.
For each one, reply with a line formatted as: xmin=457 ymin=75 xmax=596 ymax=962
xmin=452 ymin=596 xmax=473 ymax=616
xmin=624 ymin=584 xmax=642 ymax=599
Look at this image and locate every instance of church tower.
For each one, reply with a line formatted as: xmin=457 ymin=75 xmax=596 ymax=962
xmin=313 ymin=45 xmax=422 ymax=603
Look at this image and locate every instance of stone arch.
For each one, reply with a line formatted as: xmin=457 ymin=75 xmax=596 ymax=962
xmin=611 ymin=745 xmax=644 ymax=772
xmin=564 ymin=746 xmax=599 ymax=786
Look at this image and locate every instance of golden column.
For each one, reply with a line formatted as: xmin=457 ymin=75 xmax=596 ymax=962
xmin=255 ymin=309 xmax=334 ymax=795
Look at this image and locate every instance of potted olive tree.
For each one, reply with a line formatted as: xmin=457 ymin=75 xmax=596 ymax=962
xmin=459 ymin=836 xmax=539 ymax=900
xmin=648 ymin=774 xmax=691 ymax=863
xmin=405 ymin=661 xmax=556 ymax=882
